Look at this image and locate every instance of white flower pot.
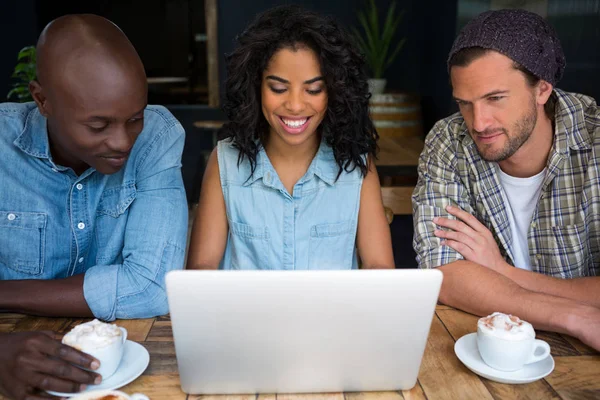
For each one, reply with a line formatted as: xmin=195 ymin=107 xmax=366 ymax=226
xmin=368 ymin=78 xmax=387 ymax=95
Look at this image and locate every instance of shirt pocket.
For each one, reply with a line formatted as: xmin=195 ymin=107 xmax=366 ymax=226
xmin=308 ymin=221 xmax=354 ymax=269
xmin=228 ymin=221 xmax=271 ymax=269
xmin=95 ymin=184 xmax=137 ymax=263
xmin=97 ymin=183 xmax=137 ymax=218
xmin=0 ymin=211 xmax=47 ymax=275
xmin=549 ymin=223 xmax=591 ymax=278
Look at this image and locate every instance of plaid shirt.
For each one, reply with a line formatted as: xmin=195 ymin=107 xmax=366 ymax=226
xmin=412 ymin=89 xmax=600 ymax=278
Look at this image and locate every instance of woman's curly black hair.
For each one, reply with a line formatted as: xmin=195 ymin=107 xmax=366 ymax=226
xmin=220 ymin=5 xmax=378 ymax=178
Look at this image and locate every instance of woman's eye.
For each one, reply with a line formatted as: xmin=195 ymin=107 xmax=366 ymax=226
xmin=307 ymin=88 xmax=323 ymax=95
xmin=270 ymin=87 xmax=286 ymax=94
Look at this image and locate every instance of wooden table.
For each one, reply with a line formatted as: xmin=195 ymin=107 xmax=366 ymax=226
xmin=1 ymin=305 xmax=598 ymax=400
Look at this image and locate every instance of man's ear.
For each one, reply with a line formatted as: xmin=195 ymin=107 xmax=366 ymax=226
xmin=536 ymin=80 xmax=553 ymax=107
xmin=29 ymin=80 xmax=50 ymax=117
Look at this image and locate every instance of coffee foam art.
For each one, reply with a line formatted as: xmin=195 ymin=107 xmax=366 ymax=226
xmin=62 ymin=319 xmax=123 ymax=351
xmin=477 ymin=312 xmax=535 ymax=341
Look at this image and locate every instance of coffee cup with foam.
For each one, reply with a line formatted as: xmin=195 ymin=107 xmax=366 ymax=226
xmin=62 ymin=319 xmax=128 ymax=379
xmin=476 ymin=312 xmax=551 ymax=372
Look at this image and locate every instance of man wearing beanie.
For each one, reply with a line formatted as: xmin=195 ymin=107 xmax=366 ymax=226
xmin=412 ymin=9 xmax=600 ymax=351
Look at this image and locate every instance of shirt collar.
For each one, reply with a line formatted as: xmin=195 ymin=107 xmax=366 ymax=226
xmin=13 ymin=106 xmax=52 ymax=160
xmin=242 ymin=139 xmax=339 ymax=187
xmin=241 ymin=144 xmax=266 ymax=186
xmin=308 ymin=140 xmax=338 ymax=186
xmin=553 ymin=88 xmax=591 ymax=153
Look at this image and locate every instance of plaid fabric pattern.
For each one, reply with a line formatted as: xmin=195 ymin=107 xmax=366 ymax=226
xmin=412 ymin=89 xmax=600 ymax=278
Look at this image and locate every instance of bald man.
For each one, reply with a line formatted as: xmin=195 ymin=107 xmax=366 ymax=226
xmin=0 ymin=15 xmax=187 ymax=398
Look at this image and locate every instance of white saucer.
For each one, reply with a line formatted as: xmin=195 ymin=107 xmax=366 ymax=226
xmin=48 ymin=340 xmax=150 ymax=397
xmin=454 ymin=333 xmax=554 ymax=384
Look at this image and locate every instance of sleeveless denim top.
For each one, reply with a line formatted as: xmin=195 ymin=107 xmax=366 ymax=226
xmin=217 ymin=138 xmax=364 ymax=270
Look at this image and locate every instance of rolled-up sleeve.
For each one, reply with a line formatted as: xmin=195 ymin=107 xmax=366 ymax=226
xmin=84 ymin=116 xmax=188 ymax=321
xmin=412 ymin=123 xmax=475 ymax=269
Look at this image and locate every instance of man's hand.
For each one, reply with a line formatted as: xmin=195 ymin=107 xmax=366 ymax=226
xmin=0 ymin=331 xmax=101 ymax=400
xmin=434 ymin=205 xmax=509 ymax=273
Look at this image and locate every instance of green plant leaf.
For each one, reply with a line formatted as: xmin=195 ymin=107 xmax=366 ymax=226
xmin=13 ymin=63 xmax=33 ymax=74
xmin=351 ymin=27 xmax=369 ymax=55
xmin=7 ymin=86 xmax=32 ymax=102
xmin=384 ymin=37 xmax=406 ymax=70
xmin=357 ymin=11 xmax=378 ymax=74
xmin=17 ymin=46 xmax=36 ymax=60
xmin=383 ymin=5 xmax=406 ymax=76
xmin=358 ymin=11 xmax=376 ymax=56
xmin=354 ymin=0 xmax=405 ymax=79
xmin=383 ymin=8 xmax=404 ymax=46
xmin=10 ymin=85 xmax=30 ymax=94
xmin=381 ymin=1 xmax=397 ymax=42
xmin=8 ymin=45 xmax=36 ymax=102
xmin=367 ymin=0 xmax=380 ymax=50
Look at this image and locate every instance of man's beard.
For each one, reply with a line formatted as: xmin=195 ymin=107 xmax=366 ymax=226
xmin=472 ymin=101 xmax=538 ymax=162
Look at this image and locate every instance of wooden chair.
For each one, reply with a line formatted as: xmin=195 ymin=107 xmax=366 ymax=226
xmin=382 ymin=186 xmax=414 ymax=224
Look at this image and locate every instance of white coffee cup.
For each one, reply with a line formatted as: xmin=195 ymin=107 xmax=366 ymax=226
xmin=70 ymin=389 xmax=149 ymax=400
xmin=476 ymin=312 xmax=551 ymax=372
xmin=62 ymin=320 xmax=128 ymax=379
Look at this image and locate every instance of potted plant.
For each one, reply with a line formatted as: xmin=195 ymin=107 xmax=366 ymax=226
xmin=7 ymin=45 xmax=36 ymax=102
xmin=353 ymin=0 xmax=406 ymax=95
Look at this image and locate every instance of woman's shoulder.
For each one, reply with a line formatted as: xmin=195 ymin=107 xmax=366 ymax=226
xmin=216 ymin=138 xmax=253 ymax=183
xmin=216 ymin=137 xmax=240 ymax=162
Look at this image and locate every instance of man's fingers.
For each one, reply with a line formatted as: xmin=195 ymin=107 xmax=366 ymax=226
xmin=434 ymin=229 xmax=478 ymax=249
xmin=433 ymin=217 xmax=477 ymax=239
xmin=34 ymin=335 xmax=99 ymax=370
xmin=26 ymin=356 xmax=100 ymax=386
xmin=28 ymin=372 xmax=87 ymax=395
xmin=445 ymin=205 xmax=487 ymax=232
xmin=442 ymin=239 xmax=474 ymax=259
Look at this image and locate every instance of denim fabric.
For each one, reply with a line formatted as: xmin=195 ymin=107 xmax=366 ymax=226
xmin=0 ymin=102 xmax=188 ymax=320
xmin=217 ymin=138 xmax=363 ymax=270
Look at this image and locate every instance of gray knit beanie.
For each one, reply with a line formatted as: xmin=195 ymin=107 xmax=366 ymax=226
xmin=448 ymin=9 xmax=566 ymax=86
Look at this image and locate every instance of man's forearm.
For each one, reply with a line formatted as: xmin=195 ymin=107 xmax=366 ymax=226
xmin=500 ymin=266 xmax=600 ymax=308
xmin=438 ymin=260 xmax=594 ymax=335
xmin=0 ymin=275 xmax=93 ymax=317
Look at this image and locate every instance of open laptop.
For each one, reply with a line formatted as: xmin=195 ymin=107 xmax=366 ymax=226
xmin=166 ymin=269 xmax=442 ymax=394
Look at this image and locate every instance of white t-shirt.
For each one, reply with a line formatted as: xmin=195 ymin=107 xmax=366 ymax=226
xmin=496 ymin=166 xmax=546 ymax=270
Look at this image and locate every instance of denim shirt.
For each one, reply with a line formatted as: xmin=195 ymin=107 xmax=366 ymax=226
xmin=0 ymin=102 xmax=188 ymax=321
xmin=217 ymin=138 xmax=363 ymax=270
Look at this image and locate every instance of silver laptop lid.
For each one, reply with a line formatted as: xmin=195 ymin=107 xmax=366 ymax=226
xmin=166 ymin=269 xmax=442 ymax=394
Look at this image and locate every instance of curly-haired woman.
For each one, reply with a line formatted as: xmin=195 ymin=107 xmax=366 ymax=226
xmin=187 ymin=5 xmax=394 ymax=270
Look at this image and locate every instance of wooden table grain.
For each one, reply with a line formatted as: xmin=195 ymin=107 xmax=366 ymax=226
xmin=1 ymin=306 xmax=598 ymax=400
